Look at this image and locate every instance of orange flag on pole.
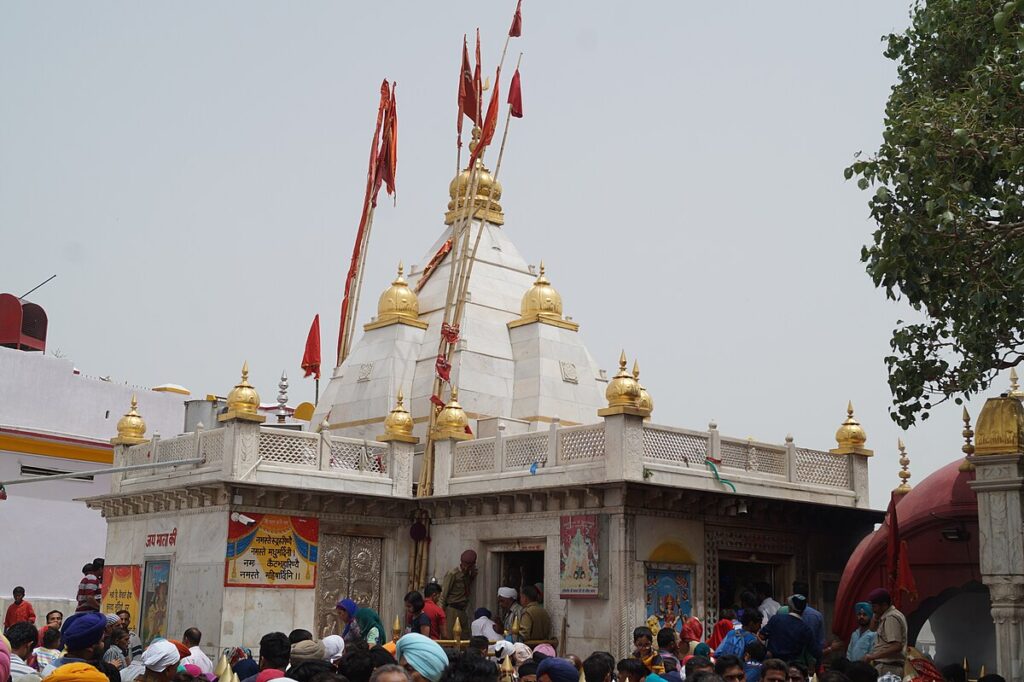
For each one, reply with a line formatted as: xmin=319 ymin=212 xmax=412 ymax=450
xmin=507 ymin=67 xmax=523 ymax=118
xmin=509 ymin=0 xmax=523 ymax=37
xmin=458 ymin=35 xmax=478 ymax=133
xmin=469 ymin=67 xmax=501 ymax=168
xmin=302 ymin=314 xmax=321 ymax=379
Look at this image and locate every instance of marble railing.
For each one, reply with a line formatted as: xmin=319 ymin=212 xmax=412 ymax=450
xmin=115 ymin=422 xmax=410 ymax=498
xmin=451 ymin=422 xmax=605 ymax=477
xmin=444 ymin=416 xmax=865 ymax=506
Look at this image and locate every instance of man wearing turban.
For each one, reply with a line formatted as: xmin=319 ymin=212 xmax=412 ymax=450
xmin=496 ymin=587 xmax=523 ymax=640
xmin=439 ymin=550 xmax=477 ymax=638
xmin=846 ymin=602 xmax=876 ymax=662
xmin=395 ymin=633 xmax=448 ymax=682
xmin=537 ymin=657 xmax=578 ymax=682
xmin=139 ymin=640 xmax=182 ymax=682
xmin=46 ymin=663 xmax=109 ymax=682
xmin=42 ymin=612 xmax=109 ymax=678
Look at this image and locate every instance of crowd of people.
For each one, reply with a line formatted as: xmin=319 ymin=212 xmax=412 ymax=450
xmin=0 ymin=552 xmax=1007 ymax=682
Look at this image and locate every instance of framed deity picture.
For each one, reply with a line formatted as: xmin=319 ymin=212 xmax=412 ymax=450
xmin=645 ymin=564 xmax=695 ymax=634
xmin=139 ymin=559 xmax=171 ymax=644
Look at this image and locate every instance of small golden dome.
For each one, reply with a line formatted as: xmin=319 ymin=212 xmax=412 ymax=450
xmin=226 ymin=361 xmax=261 ymax=416
xmin=835 ymin=401 xmax=867 ymax=449
xmin=605 ymin=351 xmax=642 ymax=408
xmin=383 ymin=388 xmax=414 ymax=438
xmin=433 ymin=387 xmax=471 ymax=440
xmin=975 ymin=395 xmax=1024 ymax=456
xmin=444 ymin=130 xmax=504 ymax=226
xmin=633 ymin=361 xmax=654 ymax=415
xmin=521 ymin=262 xmax=563 ymax=320
xmin=377 ymin=262 xmax=420 ymax=321
xmin=115 ymin=394 xmax=147 ymax=443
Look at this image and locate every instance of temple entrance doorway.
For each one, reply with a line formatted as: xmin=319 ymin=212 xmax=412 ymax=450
xmin=718 ymin=553 xmax=787 ymax=614
xmin=498 ymin=550 xmax=544 ymax=595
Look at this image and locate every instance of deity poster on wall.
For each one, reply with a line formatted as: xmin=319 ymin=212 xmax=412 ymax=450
xmin=645 ymin=566 xmax=692 ymax=633
xmin=559 ymin=515 xmax=600 ymax=598
xmin=139 ymin=559 xmax=171 ymax=644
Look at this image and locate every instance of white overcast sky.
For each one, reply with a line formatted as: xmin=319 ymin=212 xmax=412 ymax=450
xmin=1 ymin=1 xmax=987 ymax=508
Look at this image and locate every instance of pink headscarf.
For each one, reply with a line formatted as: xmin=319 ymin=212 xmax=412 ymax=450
xmin=0 ymin=635 xmax=12 ymax=682
xmin=534 ymin=644 xmax=557 ymax=658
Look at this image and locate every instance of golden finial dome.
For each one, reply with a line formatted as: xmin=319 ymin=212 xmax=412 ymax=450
xmin=383 ymin=388 xmax=414 ymax=438
xmin=445 ymin=129 xmax=504 ymax=226
xmin=605 ymin=351 xmax=642 ymax=408
xmin=893 ymin=438 xmax=912 ymax=496
xmin=508 ymin=262 xmax=580 ymax=332
xmin=227 ymin=362 xmax=260 ymax=416
xmin=975 ymin=395 xmax=1024 ymax=456
xmin=633 ymin=360 xmax=654 ymax=415
xmin=835 ymin=401 xmax=867 ymax=448
xmin=830 ymin=401 xmax=873 ymax=456
xmin=433 ymin=387 xmax=472 ymax=440
xmin=521 ymin=262 xmax=563 ymax=319
xmin=959 ymin=406 xmax=976 ymax=472
xmin=1010 ymin=368 xmax=1024 ymax=399
xmin=114 ymin=394 xmax=147 ymax=444
xmin=378 ymin=262 xmax=419 ymax=321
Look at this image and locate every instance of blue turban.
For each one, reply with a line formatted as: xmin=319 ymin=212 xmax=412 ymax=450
xmin=536 ymin=657 xmax=578 ymax=682
xmin=61 ymin=612 xmax=108 ymax=651
xmin=395 ymin=633 xmax=448 ymax=682
xmin=855 ymin=602 xmax=872 ymax=617
xmin=473 ymin=608 xmax=492 ymax=619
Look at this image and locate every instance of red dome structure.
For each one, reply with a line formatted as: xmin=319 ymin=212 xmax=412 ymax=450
xmin=833 ymin=458 xmax=990 ymax=667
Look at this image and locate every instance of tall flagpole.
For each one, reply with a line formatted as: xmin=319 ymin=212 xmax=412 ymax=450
xmin=450 ymin=54 xmax=521 ymax=352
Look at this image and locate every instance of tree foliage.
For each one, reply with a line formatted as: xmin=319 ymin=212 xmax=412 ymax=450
xmin=849 ymin=0 xmax=1024 ymax=427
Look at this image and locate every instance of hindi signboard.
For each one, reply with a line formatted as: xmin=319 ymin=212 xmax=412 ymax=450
xmin=225 ymin=513 xmax=319 ymax=588
xmin=101 ymin=565 xmax=141 ymax=626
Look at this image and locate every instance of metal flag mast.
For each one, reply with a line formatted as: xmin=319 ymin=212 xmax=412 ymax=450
xmin=418 ymin=47 xmax=523 ymax=500
xmin=337 ymin=81 xmax=398 ymax=368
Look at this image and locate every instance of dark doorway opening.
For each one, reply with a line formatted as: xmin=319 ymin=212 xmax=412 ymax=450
xmin=718 ymin=558 xmax=778 ymax=613
xmin=498 ymin=551 xmax=545 ymax=595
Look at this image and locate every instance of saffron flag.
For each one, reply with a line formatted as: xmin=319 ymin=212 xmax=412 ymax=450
xmin=458 ymin=35 xmax=478 ymax=132
xmin=337 ymin=79 xmax=392 ymax=361
xmin=508 ymin=68 xmax=523 ymax=118
xmin=469 ymin=66 xmax=501 ymax=168
xmin=885 ymin=493 xmax=917 ymax=609
xmin=509 ymin=0 xmax=523 ymax=37
xmin=374 ymin=83 xmax=398 ymax=203
xmin=302 ymin=314 xmax=321 ymax=379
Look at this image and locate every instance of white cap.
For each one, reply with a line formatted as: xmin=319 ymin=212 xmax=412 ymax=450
xmin=497 ymin=586 xmax=518 ymax=599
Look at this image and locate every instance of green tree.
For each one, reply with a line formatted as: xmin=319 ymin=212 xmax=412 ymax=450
xmin=849 ymin=0 xmax=1024 ymax=428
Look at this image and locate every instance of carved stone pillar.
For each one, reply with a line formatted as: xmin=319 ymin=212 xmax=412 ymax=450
xmin=970 ymin=395 xmax=1024 ymax=679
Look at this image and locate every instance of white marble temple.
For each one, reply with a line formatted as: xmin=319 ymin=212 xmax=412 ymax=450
xmin=317 ymin=216 xmax=608 ymax=445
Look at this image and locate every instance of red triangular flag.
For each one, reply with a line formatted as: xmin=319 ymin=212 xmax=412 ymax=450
xmin=458 ymin=35 xmax=478 ymax=132
xmin=469 ymin=66 xmax=501 ymax=168
xmin=374 ymin=82 xmax=397 ymax=202
xmin=896 ymin=539 xmax=918 ymax=607
xmin=302 ymin=314 xmax=321 ymax=379
xmin=507 ymin=68 xmax=523 ymax=118
xmin=509 ymin=0 xmax=523 ymax=37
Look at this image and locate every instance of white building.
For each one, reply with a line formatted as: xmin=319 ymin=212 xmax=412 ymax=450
xmin=0 ymin=341 xmax=187 ymax=618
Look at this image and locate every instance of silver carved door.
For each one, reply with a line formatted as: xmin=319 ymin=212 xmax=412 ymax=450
xmin=316 ymin=535 xmax=383 ymax=638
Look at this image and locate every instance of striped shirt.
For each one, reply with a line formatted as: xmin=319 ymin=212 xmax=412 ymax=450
xmin=76 ymin=572 xmax=101 ymax=611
